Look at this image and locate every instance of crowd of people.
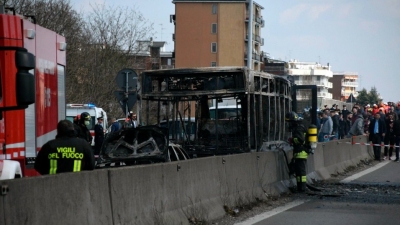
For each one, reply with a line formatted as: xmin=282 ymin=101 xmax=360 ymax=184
xmin=317 ymin=102 xmax=400 ymax=162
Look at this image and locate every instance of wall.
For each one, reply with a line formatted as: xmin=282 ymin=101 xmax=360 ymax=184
xmin=218 ymin=3 xmax=245 ymax=67
xmin=0 ymin=136 xmax=372 ymax=225
xmin=175 ymin=3 xmax=218 ymax=68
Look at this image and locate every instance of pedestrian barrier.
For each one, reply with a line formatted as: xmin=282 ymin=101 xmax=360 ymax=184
xmin=325 ymin=135 xmax=400 ymax=147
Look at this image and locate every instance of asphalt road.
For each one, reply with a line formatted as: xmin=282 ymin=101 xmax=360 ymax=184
xmin=237 ymin=160 xmax=400 ymax=225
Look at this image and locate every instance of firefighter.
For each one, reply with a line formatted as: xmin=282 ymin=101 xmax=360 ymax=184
xmin=286 ymin=111 xmax=309 ymax=193
xmin=34 ymin=120 xmax=95 ymax=175
xmin=74 ymin=112 xmax=93 ymax=145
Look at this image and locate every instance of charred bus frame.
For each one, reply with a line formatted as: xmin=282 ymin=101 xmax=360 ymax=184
xmin=141 ymin=67 xmax=292 ymax=156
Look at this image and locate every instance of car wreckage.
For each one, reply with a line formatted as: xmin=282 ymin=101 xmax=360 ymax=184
xmin=97 ymin=125 xmax=189 ymax=167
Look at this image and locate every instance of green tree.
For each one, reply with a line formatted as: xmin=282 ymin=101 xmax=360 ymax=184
xmin=356 ymin=88 xmax=369 ymax=106
xmin=369 ymin=86 xmax=381 ymax=104
xmin=356 ymin=86 xmax=382 ymax=106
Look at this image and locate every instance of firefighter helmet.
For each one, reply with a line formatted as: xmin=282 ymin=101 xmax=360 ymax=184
xmin=80 ymin=112 xmax=91 ymax=124
xmin=285 ymin=111 xmax=299 ymax=121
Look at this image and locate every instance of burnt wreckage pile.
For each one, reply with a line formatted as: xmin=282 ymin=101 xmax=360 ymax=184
xmin=99 ymin=126 xmax=170 ymax=165
xmin=140 ymin=67 xmax=293 ymax=157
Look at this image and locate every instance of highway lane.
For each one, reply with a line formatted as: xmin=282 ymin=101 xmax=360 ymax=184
xmin=237 ymin=160 xmax=400 ymax=225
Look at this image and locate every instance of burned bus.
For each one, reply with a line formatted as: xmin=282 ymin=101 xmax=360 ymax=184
xmin=141 ymin=67 xmax=292 ymax=157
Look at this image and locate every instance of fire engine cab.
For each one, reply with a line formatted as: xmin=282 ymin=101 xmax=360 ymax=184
xmin=66 ymin=103 xmax=108 ymax=146
xmin=0 ymin=6 xmax=66 ymax=179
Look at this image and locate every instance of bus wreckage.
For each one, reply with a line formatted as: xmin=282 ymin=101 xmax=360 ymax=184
xmin=138 ymin=67 xmax=293 ymax=157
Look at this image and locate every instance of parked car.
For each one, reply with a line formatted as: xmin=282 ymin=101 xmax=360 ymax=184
xmin=0 ymin=160 xmax=23 ymax=180
xmin=96 ymin=125 xmax=189 ymax=168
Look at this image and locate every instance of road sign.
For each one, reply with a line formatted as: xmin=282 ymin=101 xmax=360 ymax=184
xmin=116 ymin=68 xmax=137 ymax=91
xmin=114 ymin=91 xmax=137 ymax=115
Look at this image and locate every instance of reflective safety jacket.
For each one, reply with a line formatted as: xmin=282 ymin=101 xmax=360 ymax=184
xmin=34 ymin=135 xmax=95 ymax=175
xmin=292 ymin=123 xmax=309 ymax=159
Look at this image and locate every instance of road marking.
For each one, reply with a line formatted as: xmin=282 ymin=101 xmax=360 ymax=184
xmin=234 ymin=200 xmax=307 ymax=225
xmin=340 ymin=161 xmax=391 ymax=183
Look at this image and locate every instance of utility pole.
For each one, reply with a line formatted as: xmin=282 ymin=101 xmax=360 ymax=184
xmin=246 ymin=0 xmax=253 ymax=70
xmin=159 ymin=23 xmax=165 ymax=41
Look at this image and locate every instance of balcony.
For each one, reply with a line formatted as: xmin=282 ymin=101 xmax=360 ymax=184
xmin=342 ymin=82 xmax=358 ymax=87
xmin=288 ymin=69 xmax=333 ymax=77
xmin=244 ymin=53 xmax=261 ymax=62
xmin=298 ymin=90 xmax=332 ymax=99
xmin=254 ymin=34 xmax=261 ymax=44
xmin=255 ymin=16 xmax=264 ymax=27
xmin=341 ymin=91 xmax=358 ymax=97
xmin=295 ymin=81 xmax=332 ymax=88
xmin=245 ymin=34 xmax=262 ymax=44
xmin=317 ymin=92 xmax=332 ymax=99
xmin=253 ymin=53 xmax=261 ymax=62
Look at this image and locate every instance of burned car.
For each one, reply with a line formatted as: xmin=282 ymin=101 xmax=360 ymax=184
xmin=97 ymin=125 xmax=188 ymax=167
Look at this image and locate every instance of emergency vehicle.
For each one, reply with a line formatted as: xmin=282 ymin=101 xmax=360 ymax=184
xmin=66 ymin=103 xmax=108 ymax=146
xmin=0 ymin=6 xmax=66 ymax=179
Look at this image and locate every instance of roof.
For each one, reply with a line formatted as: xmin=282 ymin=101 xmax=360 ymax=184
xmin=151 ymin=41 xmax=165 ymax=48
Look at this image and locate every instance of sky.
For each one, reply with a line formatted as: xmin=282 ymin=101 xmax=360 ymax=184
xmin=70 ymin=0 xmax=400 ymax=102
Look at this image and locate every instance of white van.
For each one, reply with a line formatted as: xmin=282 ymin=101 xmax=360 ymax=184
xmin=66 ymin=103 xmax=108 ymax=146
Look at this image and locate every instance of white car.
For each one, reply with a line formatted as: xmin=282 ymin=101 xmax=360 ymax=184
xmin=0 ymin=160 xmax=23 ymax=180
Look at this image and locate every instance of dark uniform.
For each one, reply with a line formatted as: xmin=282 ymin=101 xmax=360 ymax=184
xmin=94 ymin=117 xmax=105 ymax=155
xmin=35 ymin=120 xmax=95 ymax=175
xmin=286 ymin=112 xmax=309 ymax=192
xmin=74 ymin=112 xmax=93 ymax=144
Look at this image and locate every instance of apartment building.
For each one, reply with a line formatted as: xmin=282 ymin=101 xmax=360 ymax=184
xmin=287 ymin=59 xmax=333 ymax=99
xmin=330 ymin=72 xmax=359 ymax=101
xmin=133 ymin=40 xmax=174 ymax=73
xmin=172 ymin=0 xmax=264 ymax=71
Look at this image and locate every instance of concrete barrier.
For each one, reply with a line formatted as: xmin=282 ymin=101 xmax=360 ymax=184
xmin=0 ymin=136 xmax=373 ymax=225
xmin=0 ymin=170 xmax=112 ymax=225
xmin=310 ymin=136 xmax=372 ymax=180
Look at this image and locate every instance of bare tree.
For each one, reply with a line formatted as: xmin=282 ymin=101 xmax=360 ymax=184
xmin=7 ymin=0 xmax=155 ymax=119
xmin=68 ymin=3 xmax=154 ymax=118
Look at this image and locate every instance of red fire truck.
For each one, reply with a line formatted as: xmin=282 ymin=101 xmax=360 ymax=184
xmin=0 ymin=7 xmax=66 ymax=178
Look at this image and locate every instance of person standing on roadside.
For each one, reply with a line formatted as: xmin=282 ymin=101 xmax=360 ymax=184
xmin=110 ymin=117 xmax=121 ymax=133
xmin=338 ymin=113 xmax=346 ymax=139
xmin=369 ymin=113 xmax=386 ymax=161
xmin=343 ymin=113 xmax=353 ymax=137
xmin=364 ymin=108 xmax=373 ymax=135
xmin=383 ymin=113 xmax=396 ymax=160
xmin=94 ymin=117 xmax=105 ymax=155
xmin=395 ymin=102 xmax=400 ymax=118
xmin=318 ymin=111 xmax=332 ymax=142
xmin=393 ymin=117 xmax=400 ymax=162
xmin=351 ymin=106 xmax=359 ymax=125
xmin=330 ymin=110 xmax=339 ymax=140
xmin=342 ymin=105 xmax=349 ymax=119
xmin=34 ymin=120 xmax=95 ymax=175
xmin=347 ymin=111 xmax=365 ymax=138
